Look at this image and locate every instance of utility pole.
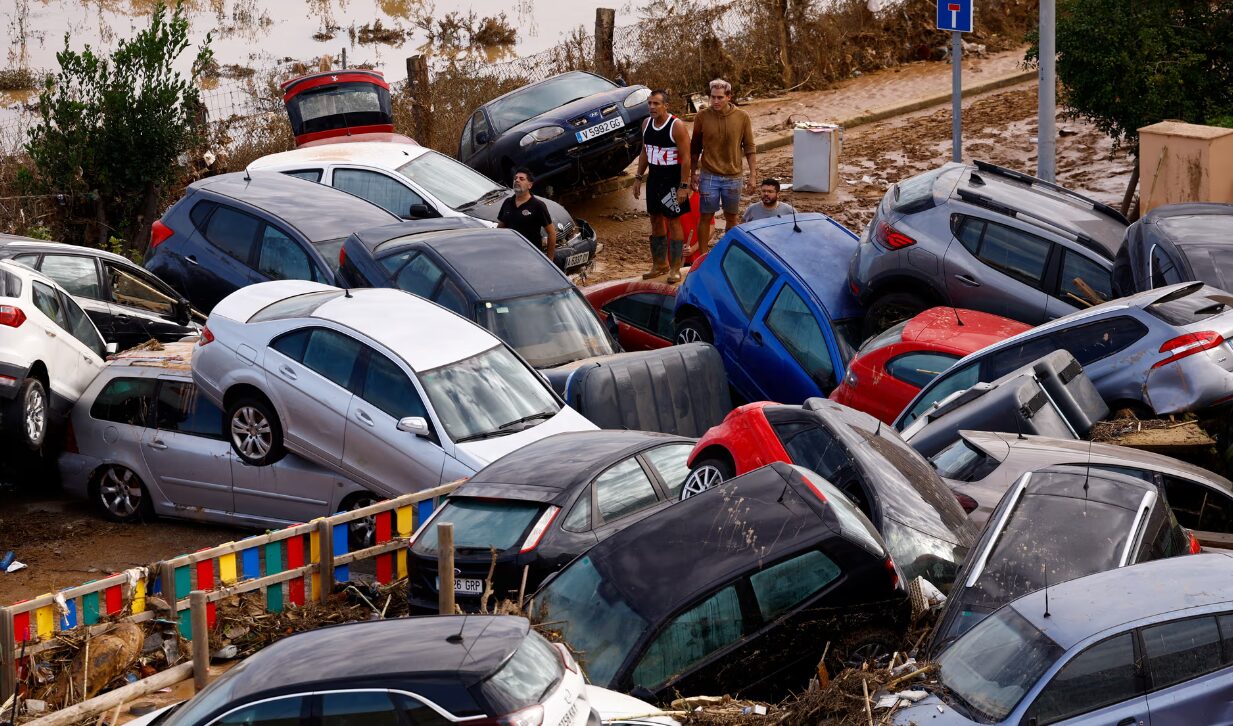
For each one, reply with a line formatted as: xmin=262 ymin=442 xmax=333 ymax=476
xmin=1037 ymin=0 xmax=1056 ymax=181
xmin=951 ymin=31 xmax=962 ymax=162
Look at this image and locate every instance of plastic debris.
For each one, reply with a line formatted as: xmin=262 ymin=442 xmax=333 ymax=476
xmin=211 ymin=645 xmax=238 ymax=661
xmin=898 ymin=690 xmax=928 ymax=702
xmin=5 ymin=560 xmax=26 ymax=573
xmin=24 ymin=699 xmax=47 ymax=714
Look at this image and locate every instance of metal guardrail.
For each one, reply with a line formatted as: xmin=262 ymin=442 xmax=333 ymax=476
xmin=0 ymin=481 xmax=462 ymax=704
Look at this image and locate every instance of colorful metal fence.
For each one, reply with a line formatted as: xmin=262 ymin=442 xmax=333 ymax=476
xmin=0 ymin=481 xmax=460 ymax=703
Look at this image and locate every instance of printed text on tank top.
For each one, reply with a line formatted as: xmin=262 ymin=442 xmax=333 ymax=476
xmin=644 ymin=115 xmax=680 ymax=167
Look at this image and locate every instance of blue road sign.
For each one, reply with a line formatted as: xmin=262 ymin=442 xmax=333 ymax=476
xmin=937 ymin=0 xmax=973 ymax=32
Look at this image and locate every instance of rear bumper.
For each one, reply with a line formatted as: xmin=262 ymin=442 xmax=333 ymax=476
xmin=407 ymin=552 xmax=545 ymax=612
xmin=58 ymin=451 xmax=99 ymax=500
xmin=0 ymin=361 xmax=27 ymax=401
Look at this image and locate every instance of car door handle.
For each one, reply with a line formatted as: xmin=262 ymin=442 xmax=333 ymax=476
xmin=954 ymin=274 xmax=981 ymax=287
xmin=751 ymin=330 xmax=764 ymax=345
xmin=45 ymin=329 xmax=56 ymax=338
xmin=355 ymin=410 xmax=375 ymax=427
xmin=278 ymin=365 xmax=297 ymax=380
xmin=146 ymin=440 xmax=168 ymax=451
xmin=1115 ymin=719 xmax=1136 ymax=726
xmin=185 ymin=255 xmax=198 ymax=265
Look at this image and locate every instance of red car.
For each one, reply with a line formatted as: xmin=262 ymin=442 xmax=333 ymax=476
xmin=829 ymin=306 xmax=1030 ymax=424
xmin=582 ymin=278 xmax=677 ymax=351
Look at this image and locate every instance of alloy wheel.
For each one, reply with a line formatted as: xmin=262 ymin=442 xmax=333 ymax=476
xmin=99 ymin=467 xmax=143 ymax=519
xmin=346 ymin=496 xmax=378 ymax=549
xmin=677 ymin=327 xmax=702 ymax=344
xmin=231 ymin=405 xmax=272 ymax=460
xmin=680 ymin=465 xmax=725 ymax=499
xmin=23 ymin=383 xmax=45 ymax=446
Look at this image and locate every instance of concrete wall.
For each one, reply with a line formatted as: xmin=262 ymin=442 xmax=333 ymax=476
xmin=1139 ymin=121 xmax=1233 ymax=213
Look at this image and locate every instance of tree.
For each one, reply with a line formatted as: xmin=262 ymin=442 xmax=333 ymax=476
xmin=25 ymin=2 xmax=212 ymax=257
xmin=1030 ymin=0 xmax=1233 ymax=153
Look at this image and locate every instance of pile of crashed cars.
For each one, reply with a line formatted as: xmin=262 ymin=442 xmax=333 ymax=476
xmin=4 ymin=68 xmax=1233 ymax=723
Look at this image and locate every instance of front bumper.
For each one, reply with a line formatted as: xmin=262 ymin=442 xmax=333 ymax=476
xmin=534 ymin=124 xmax=643 ymax=185
xmin=555 ymin=218 xmax=600 ymax=274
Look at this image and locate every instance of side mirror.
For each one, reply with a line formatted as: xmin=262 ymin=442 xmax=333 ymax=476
xmin=615 ymin=77 xmax=628 ymax=87
xmin=397 ymin=416 xmax=431 ymax=437
xmin=105 ymin=342 xmax=119 ymax=355
xmin=408 ymin=203 xmax=438 ymax=219
xmin=475 ymin=131 xmax=490 ymax=146
xmin=175 ymin=299 xmax=192 ymax=325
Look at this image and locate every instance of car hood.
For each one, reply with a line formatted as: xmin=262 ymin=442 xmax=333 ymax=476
xmin=891 ymin=695 xmax=975 ymax=725
xmin=454 ymin=405 xmax=597 ymax=468
xmin=504 ymin=87 xmax=640 ymax=135
xmin=586 ymin=685 xmax=680 ymax=725
xmin=464 ymin=193 xmax=575 ymax=230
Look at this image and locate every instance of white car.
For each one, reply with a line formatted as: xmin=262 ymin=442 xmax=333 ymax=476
xmin=191 ymin=280 xmax=596 ymax=493
xmin=0 ymin=259 xmax=114 ymax=449
xmin=246 ymin=141 xmax=599 ymax=273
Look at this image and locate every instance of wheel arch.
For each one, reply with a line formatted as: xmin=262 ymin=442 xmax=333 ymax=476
xmin=863 ymin=273 xmax=944 ymax=308
xmin=688 ymin=443 xmax=733 ymax=471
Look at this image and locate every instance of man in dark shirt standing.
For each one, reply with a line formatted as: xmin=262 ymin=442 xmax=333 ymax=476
xmin=498 ymin=168 xmax=556 ymax=262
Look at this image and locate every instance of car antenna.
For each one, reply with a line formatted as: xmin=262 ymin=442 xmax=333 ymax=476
xmin=1042 ymin=563 xmax=1051 ymax=618
xmin=343 ymin=285 xmax=352 ymax=299
xmin=1013 ymin=404 xmax=1026 ymax=440
xmin=791 ymin=209 xmax=801 ymax=234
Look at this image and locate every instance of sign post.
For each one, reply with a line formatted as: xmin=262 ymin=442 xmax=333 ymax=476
xmin=937 ymin=0 xmax=973 ymax=162
xmin=1038 ymin=0 xmax=1056 ymax=181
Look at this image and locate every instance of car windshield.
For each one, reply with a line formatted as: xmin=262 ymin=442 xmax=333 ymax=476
xmin=930 ymin=438 xmax=1001 ymax=482
xmin=531 ymin=555 xmax=647 ymax=687
xmin=486 ymin=73 xmax=617 ymax=133
xmin=479 ymin=289 xmax=616 ymax=368
xmin=419 ymin=345 xmax=560 ymax=442
xmin=411 ymin=498 xmax=545 ymax=555
xmin=937 ymin=607 xmax=1064 ymax=721
xmin=397 ymin=150 xmax=505 ymax=210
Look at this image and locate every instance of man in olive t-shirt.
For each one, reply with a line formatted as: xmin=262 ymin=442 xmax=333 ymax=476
xmin=498 ymin=168 xmax=556 ymax=261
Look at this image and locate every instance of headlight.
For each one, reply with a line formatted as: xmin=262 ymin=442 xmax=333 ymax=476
xmin=623 ymin=87 xmax=651 ymax=108
xmin=519 ymin=126 xmax=565 ymax=147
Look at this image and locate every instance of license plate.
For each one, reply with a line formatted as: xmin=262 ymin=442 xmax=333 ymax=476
xmin=565 ymin=251 xmax=590 ymax=268
xmin=576 ymin=116 xmax=625 ymax=142
xmin=454 ymin=578 xmax=484 ymax=595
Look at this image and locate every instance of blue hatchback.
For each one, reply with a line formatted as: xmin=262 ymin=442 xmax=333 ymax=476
xmin=673 ymin=214 xmax=864 ymax=404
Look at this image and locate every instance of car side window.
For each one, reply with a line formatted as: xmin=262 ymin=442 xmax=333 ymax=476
xmin=774 ymin=421 xmax=850 ymax=482
xmin=257 ymin=225 xmax=319 ymax=282
xmin=334 ymin=168 xmax=427 ymax=219
xmin=981 ymin=335 xmax=1057 ymax=380
xmin=31 ymin=281 xmax=68 ymax=329
xmin=1029 ymin=633 xmax=1140 ymax=725
xmin=320 ymin=690 xmax=400 ymax=726
xmin=203 ymin=205 xmax=261 ymax=264
xmin=631 ymin=585 xmax=744 ymax=689
xmin=90 ymin=377 xmax=156 ymax=426
xmin=643 ymin=444 xmax=693 ymax=499
xmin=1161 ymin=474 xmax=1233 ymax=534
xmin=749 ymin=550 xmax=842 ymax=621
xmin=60 ymin=291 xmax=107 ymax=358
xmin=189 ymin=201 xmax=215 ymax=231
xmin=956 ymin=216 xmax=984 ymax=254
xmin=471 ymin=110 xmax=492 ymax=148
xmin=393 ymin=254 xmax=447 ymax=299
xmin=213 ymin=694 xmax=308 ymax=726
xmin=968 ymin=220 xmax=1051 ymax=288
xmin=885 ymin=351 xmax=960 ymax=388
xmin=282 ymin=169 xmax=323 ymax=183
xmin=390 ymin=693 xmax=453 ymax=726
xmin=39 ymin=255 xmax=101 ymax=299
xmin=765 ymin=284 xmax=834 ymax=387
xmin=432 ymin=280 xmax=469 ymax=317
xmin=603 ymin=293 xmax=659 ymax=331
xmin=1219 ymin=614 xmax=1233 ymax=661
xmin=107 ymin=263 xmax=177 ymax=316
xmin=361 ymin=350 xmax=428 ymax=421
xmin=1141 ymin=616 xmax=1223 ymax=691
xmin=1057 ymin=249 xmax=1112 ymax=307
xmin=903 ymin=362 xmax=980 ymax=425
xmin=561 ymin=485 xmax=592 ymax=532
xmin=11 ymin=253 xmax=40 ymax=269
xmin=270 ymin=329 xmax=311 ymax=362
xmin=720 ymin=244 xmax=774 ymax=318
xmin=459 ymin=115 xmax=475 ymax=158
xmin=301 ymin=329 xmax=363 ymax=390
xmin=1050 ymin=316 xmax=1148 ymax=368
xmin=154 ymin=381 xmax=224 ymax=439
xmin=594 ymin=457 xmax=660 ymax=524
xmin=1151 ymin=245 xmax=1183 ymax=288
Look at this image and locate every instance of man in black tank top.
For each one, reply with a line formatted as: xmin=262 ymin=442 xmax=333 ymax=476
xmin=633 ymin=90 xmax=692 ymax=283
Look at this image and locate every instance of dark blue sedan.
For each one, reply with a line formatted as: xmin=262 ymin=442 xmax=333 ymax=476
xmin=458 ymin=71 xmax=651 ymax=188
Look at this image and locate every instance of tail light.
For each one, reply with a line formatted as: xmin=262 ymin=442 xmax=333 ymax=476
xmin=64 ymin=420 xmax=79 ymax=454
xmin=470 ymin=705 xmax=544 ymax=726
xmin=874 ymin=221 xmax=915 ymax=250
xmin=0 ymin=305 xmax=26 ymax=328
xmin=197 ymin=325 xmax=214 ymax=346
xmin=954 ymin=492 xmax=979 ymax=514
xmin=884 ymin=557 xmax=903 ymax=591
xmin=1188 ymin=530 xmax=1202 ymax=554
xmin=150 ymin=220 xmax=174 ymax=249
xmin=849 ymin=279 xmax=860 ymax=297
xmin=519 ymin=506 xmax=560 ymax=553
xmin=1152 ymin=331 xmax=1224 ymax=369
xmin=553 ymin=642 xmax=577 ymax=673
xmin=801 ymin=476 xmax=829 ymax=504
xmin=339 ymin=246 xmax=347 ymax=267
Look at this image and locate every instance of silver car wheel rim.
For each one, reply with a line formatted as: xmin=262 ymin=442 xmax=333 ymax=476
xmin=846 ymin=642 xmax=887 ymax=668
xmin=100 ymin=467 xmax=142 ymax=518
xmin=349 ymin=497 xmax=377 ymax=547
xmin=24 ymin=384 xmax=45 ymax=444
xmin=680 ymin=465 xmax=724 ymax=499
xmin=677 ymin=327 xmax=701 ymax=344
xmin=231 ymin=406 xmax=272 ymax=459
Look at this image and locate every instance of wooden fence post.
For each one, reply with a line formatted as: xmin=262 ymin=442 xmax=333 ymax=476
xmin=406 ymin=55 xmax=432 ymax=149
xmin=159 ymin=562 xmax=177 ymax=624
xmin=437 ymin=524 xmax=455 ymax=615
xmin=0 ymin=607 xmax=14 ymax=709
xmin=190 ymin=592 xmax=209 ymax=692
xmin=316 ymin=519 xmax=334 ymax=604
xmin=594 ymin=8 xmax=616 ymax=78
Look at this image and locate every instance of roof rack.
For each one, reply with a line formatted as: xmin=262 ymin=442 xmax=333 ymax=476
xmin=956 ymin=188 xmax=1115 ymax=260
xmin=971 ymin=160 xmax=1129 ymax=224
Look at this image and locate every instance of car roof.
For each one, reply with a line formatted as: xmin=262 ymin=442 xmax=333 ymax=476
xmin=247 ymin=141 xmax=430 ymax=173
xmin=962 ymin=430 xmax=1233 ymax=493
xmin=0 ymin=235 xmax=136 ymax=266
xmin=458 ymin=430 xmax=692 ymax=502
xmin=219 ymin=615 xmax=528 ymax=703
xmin=189 ymin=171 xmax=400 ymax=242
xmin=104 ymin=341 xmax=197 ymax=373
xmin=1141 ymin=203 xmax=1233 ymax=250
xmin=737 ymin=213 xmax=862 ymax=320
xmin=576 ymin=462 xmax=842 ymax=624
xmin=351 ymin=219 xmax=490 ymax=255
xmin=900 ymin=307 xmax=1031 ymax=352
xmin=425 ymin=230 xmax=568 ymax=298
xmin=1011 ymin=552 xmax=1233 ymax=650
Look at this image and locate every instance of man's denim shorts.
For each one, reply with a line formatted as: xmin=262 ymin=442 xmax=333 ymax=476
xmin=699 ymin=171 xmax=742 ymax=215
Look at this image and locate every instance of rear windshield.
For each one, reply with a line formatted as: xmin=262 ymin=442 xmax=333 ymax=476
xmin=1145 ymin=283 xmax=1230 ymax=325
xmin=893 ymin=167 xmax=947 ymax=213
xmin=858 ymin=318 xmax=907 ymax=354
xmin=0 ymin=269 xmax=20 ymax=298
xmin=248 ymin=290 xmax=344 ymax=323
xmin=411 ymin=498 xmax=544 ymax=554
xmin=930 ymin=438 xmax=1000 ymax=482
xmin=479 ymin=630 xmax=563 ymax=713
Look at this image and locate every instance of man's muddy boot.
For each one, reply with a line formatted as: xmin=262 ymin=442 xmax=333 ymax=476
xmin=666 ymin=238 xmax=683 ymax=283
xmin=642 ymin=235 xmax=669 ymax=279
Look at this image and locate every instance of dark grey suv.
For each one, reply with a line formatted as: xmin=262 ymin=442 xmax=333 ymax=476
xmin=848 ymin=161 xmax=1128 ymax=334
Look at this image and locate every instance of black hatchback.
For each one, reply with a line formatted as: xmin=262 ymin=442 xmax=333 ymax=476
xmin=408 ymin=430 xmax=695 ymax=612
xmin=1112 ymin=202 xmax=1233 ymax=295
xmin=531 ymin=461 xmax=911 ymax=702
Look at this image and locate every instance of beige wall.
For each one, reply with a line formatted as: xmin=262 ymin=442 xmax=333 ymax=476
xmin=1139 ymin=121 xmax=1233 ymax=213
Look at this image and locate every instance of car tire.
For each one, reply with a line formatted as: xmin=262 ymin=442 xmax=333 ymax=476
xmin=93 ymin=465 xmax=153 ymax=523
xmin=833 ymin=627 xmax=898 ymax=670
xmin=864 ymin=292 xmax=928 ymax=338
xmin=340 ymin=492 xmax=379 ymax=550
xmin=675 ymin=315 xmax=714 ymax=345
xmin=6 ymin=377 xmax=48 ymax=451
xmin=680 ymin=456 xmax=733 ymax=500
xmin=226 ymin=395 xmax=285 ymax=467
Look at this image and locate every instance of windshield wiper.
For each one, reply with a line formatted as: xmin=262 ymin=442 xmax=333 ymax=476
xmin=497 ymin=410 xmax=556 ymax=431
xmin=928 ymin=681 xmax=986 ymax=722
xmin=454 ymin=429 xmax=519 ymax=443
xmin=458 ymin=188 xmax=508 ymax=210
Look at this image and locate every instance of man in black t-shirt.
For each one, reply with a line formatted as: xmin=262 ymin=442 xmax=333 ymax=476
xmin=497 ymin=168 xmax=556 ymax=261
